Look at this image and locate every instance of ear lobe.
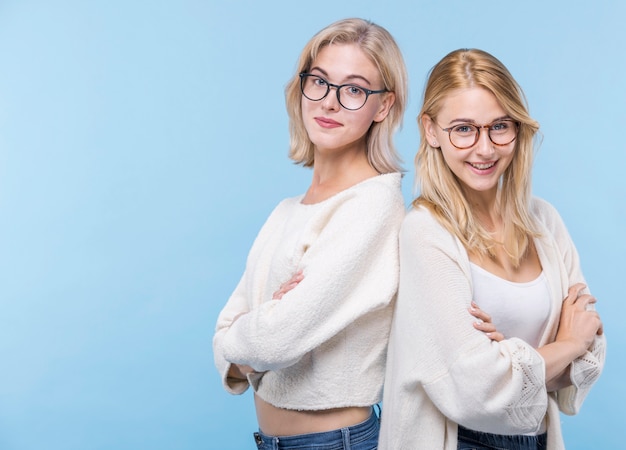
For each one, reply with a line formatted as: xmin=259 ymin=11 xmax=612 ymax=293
xmin=421 ymin=114 xmax=439 ymax=147
xmin=373 ymin=92 xmax=395 ymax=123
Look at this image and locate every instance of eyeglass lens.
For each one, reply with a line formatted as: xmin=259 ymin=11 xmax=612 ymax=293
xmin=301 ymin=74 xmax=369 ymax=110
xmin=449 ymin=121 xmax=517 ymax=148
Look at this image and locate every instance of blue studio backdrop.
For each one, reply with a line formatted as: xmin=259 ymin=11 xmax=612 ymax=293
xmin=0 ymin=1 xmax=624 ymax=449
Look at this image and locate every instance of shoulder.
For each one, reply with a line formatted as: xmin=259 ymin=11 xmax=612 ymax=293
xmin=353 ymin=172 xmax=403 ymax=204
xmin=401 ymin=205 xmax=453 ymax=241
xmin=253 ymin=195 xmax=304 ymax=235
xmin=530 ymin=196 xmax=559 ymax=219
xmin=267 ymin=194 xmax=306 ymax=217
xmin=328 ymin=172 xmax=405 ymax=218
xmin=400 ymin=205 xmax=463 ymax=255
xmin=402 ymin=204 xmax=440 ymax=229
xmin=300 ymin=173 xmax=405 ymax=241
xmin=529 ymin=197 xmax=567 ymax=232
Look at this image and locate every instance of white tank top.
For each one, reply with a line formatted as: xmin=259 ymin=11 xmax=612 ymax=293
xmin=470 ymin=263 xmax=551 ymax=347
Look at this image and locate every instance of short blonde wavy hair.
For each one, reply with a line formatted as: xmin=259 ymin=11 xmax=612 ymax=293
xmin=415 ymin=48 xmax=541 ymax=265
xmin=285 ymin=18 xmax=408 ymax=174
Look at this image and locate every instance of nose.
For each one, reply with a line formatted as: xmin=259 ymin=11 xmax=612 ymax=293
xmin=474 ymin=127 xmax=495 ymax=156
xmin=321 ymin=86 xmax=341 ymax=111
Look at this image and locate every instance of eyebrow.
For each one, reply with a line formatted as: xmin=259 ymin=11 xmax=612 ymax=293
xmin=448 ymin=115 xmax=512 ymax=125
xmin=308 ymin=66 xmax=373 ymax=86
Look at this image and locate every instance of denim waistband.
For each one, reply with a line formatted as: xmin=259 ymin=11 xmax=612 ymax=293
xmin=458 ymin=425 xmax=548 ymax=450
xmin=253 ymin=409 xmax=379 ymax=449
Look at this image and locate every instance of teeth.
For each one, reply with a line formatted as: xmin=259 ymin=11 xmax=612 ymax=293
xmin=470 ymin=162 xmax=495 ymax=170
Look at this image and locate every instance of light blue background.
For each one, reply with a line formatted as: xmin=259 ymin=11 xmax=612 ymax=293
xmin=0 ymin=1 xmax=624 ymax=449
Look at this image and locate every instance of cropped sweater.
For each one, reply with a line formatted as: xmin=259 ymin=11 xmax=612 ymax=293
xmin=213 ymin=173 xmax=405 ymax=410
xmin=379 ymin=197 xmax=606 ymax=450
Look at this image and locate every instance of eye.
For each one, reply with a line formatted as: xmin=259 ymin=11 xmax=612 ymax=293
xmin=342 ymin=84 xmax=367 ymax=98
xmin=452 ymin=124 xmax=477 ymax=135
xmin=313 ymin=76 xmax=328 ymax=87
xmin=491 ymin=121 xmax=511 ymax=131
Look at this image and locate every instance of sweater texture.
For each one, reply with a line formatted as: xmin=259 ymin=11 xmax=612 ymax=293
xmin=379 ymin=197 xmax=606 ymax=450
xmin=213 ymin=173 xmax=405 ymax=410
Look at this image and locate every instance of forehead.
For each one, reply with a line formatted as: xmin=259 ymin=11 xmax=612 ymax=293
xmin=311 ymin=43 xmax=380 ymax=85
xmin=438 ymin=87 xmax=507 ymax=123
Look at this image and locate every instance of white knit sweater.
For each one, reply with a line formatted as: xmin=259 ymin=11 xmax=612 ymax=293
xmin=379 ymin=197 xmax=606 ymax=450
xmin=213 ymin=173 xmax=405 ymax=410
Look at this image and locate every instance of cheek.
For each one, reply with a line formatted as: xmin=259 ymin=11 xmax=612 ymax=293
xmin=498 ymin=146 xmax=516 ymax=166
xmin=358 ymin=113 xmax=377 ymax=130
xmin=301 ymin=97 xmax=310 ymax=115
xmin=300 ymin=99 xmax=317 ymax=130
xmin=440 ymin=147 xmax=463 ymax=170
xmin=355 ymin=105 xmax=381 ymax=128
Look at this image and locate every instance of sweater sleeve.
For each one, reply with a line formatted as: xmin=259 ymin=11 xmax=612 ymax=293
xmin=212 ymin=201 xmax=290 ymax=395
xmin=213 ymin=273 xmax=252 ymax=394
xmin=533 ymin=199 xmax=606 ymax=415
xmin=219 ymin=180 xmax=404 ymax=373
xmin=393 ymin=208 xmax=548 ymax=434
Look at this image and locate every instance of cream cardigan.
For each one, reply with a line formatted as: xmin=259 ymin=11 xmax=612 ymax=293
xmin=213 ymin=173 xmax=405 ymax=410
xmin=379 ymin=198 xmax=606 ymax=449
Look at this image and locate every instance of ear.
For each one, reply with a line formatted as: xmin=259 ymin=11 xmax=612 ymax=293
xmin=373 ymin=92 xmax=395 ymax=123
xmin=421 ymin=114 xmax=440 ymax=148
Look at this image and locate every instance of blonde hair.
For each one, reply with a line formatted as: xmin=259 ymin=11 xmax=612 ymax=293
xmin=285 ymin=18 xmax=408 ymax=173
xmin=415 ymin=48 xmax=541 ymax=265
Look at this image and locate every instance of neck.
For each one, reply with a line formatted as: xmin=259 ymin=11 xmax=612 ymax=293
xmin=464 ymin=188 xmax=501 ymax=232
xmin=302 ymin=149 xmax=379 ymax=204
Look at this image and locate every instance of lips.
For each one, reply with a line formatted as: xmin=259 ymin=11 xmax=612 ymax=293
xmin=314 ymin=117 xmax=342 ymax=128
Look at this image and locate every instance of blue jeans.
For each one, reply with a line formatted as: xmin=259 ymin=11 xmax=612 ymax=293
xmin=252 ymin=409 xmax=379 ymax=450
xmin=457 ymin=425 xmax=548 ymax=450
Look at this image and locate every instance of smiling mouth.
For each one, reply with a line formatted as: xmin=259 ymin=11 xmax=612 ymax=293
xmin=469 ymin=161 xmax=496 ymax=170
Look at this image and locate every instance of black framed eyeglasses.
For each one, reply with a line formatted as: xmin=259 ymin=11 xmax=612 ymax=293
xmin=438 ymin=119 xmax=519 ymax=149
xmin=299 ymin=73 xmax=388 ymax=111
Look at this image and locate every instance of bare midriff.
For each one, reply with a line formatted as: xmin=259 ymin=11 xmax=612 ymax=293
xmin=254 ymin=394 xmax=371 ymax=436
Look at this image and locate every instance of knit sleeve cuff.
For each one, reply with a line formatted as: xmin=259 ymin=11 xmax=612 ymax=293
xmin=557 ymin=333 xmax=606 ymax=415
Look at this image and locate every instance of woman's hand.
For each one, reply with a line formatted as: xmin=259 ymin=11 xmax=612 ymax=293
xmin=539 ymin=283 xmax=603 ymax=387
xmin=272 ymin=270 xmax=304 ymax=300
xmin=469 ymin=301 xmax=504 ymax=342
xmin=555 ymin=283 xmax=603 ymax=355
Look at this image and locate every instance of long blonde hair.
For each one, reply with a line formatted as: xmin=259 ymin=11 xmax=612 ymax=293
xmin=415 ymin=48 xmax=541 ymax=266
xmin=285 ymin=18 xmax=408 ymax=174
